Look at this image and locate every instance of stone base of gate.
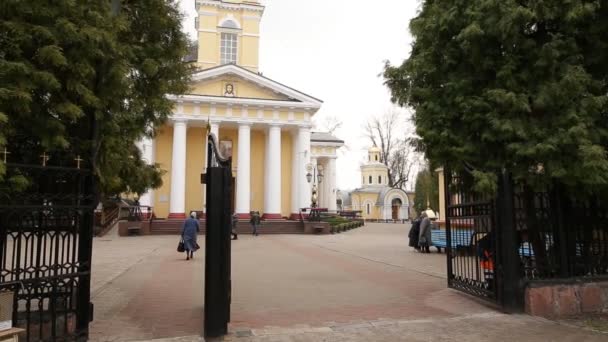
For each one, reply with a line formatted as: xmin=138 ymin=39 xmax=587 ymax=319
xmin=525 ymin=281 xmax=608 ymax=318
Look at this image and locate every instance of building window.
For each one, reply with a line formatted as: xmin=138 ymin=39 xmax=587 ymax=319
xmin=220 ymin=32 xmax=238 ymax=64
xmin=375 ymin=155 xmax=378 ymax=161
xmin=369 ymin=175 xmax=372 ymax=184
xmin=366 ymin=203 xmax=371 ymax=215
xmin=378 ymin=176 xmax=381 ymax=184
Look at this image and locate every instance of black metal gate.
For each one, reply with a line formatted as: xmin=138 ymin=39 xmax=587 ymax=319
xmin=0 ymin=149 xmax=95 ymax=340
xmin=444 ymin=171 xmax=500 ymax=303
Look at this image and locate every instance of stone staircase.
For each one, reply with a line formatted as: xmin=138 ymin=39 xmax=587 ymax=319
xmin=149 ymin=219 xmax=304 ymax=235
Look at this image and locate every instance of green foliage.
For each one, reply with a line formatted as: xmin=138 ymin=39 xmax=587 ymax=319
xmin=385 ymin=0 xmax=608 ymax=190
xmin=0 ymin=0 xmax=192 ymax=197
xmin=414 ymin=168 xmax=439 ymax=215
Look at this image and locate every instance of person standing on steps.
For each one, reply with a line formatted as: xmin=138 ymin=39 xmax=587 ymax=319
xmin=181 ymin=212 xmax=200 ymax=260
xmin=250 ymin=211 xmax=261 ymax=236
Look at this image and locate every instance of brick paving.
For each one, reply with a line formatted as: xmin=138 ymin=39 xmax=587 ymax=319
xmin=88 ymin=223 xmax=606 ymax=341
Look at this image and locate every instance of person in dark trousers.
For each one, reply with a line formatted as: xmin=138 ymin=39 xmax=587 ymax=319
xmin=408 ymin=216 xmax=421 ymax=251
xmin=250 ymin=211 xmax=260 ymax=236
xmin=231 ymin=212 xmax=239 ymax=240
xmin=181 ymin=212 xmax=200 ymax=260
xmin=418 ymin=212 xmax=432 ymax=253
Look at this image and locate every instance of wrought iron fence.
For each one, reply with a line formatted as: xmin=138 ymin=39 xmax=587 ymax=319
xmin=0 ymin=151 xmax=94 ymax=341
xmin=445 ymin=167 xmax=608 ymax=311
xmin=515 ymin=185 xmax=608 ymax=280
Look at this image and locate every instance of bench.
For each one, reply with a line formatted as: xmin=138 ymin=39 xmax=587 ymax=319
xmin=431 ymin=229 xmax=475 ymax=253
xmin=519 ymin=241 xmax=584 ymax=258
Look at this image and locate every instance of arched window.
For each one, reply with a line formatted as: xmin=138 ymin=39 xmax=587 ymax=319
xmin=366 ymin=203 xmax=371 ymax=215
xmin=221 ymin=32 xmax=238 ymax=64
xmin=375 ymin=155 xmax=378 ymax=161
xmin=220 ymin=19 xmax=239 ymax=29
xmin=368 ymin=175 xmax=372 ymax=184
xmin=378 ymin=176 xmax=381 ymax=184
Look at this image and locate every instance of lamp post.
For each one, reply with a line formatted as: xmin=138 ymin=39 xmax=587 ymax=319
xmin=306 ymin=163 xmax=324 ymax=220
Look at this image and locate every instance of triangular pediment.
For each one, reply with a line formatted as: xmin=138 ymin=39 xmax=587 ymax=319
xmin=188 ymin=64 xmax=323 ymax=106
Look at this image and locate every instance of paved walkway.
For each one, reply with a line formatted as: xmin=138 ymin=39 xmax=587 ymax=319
xmin=88 ymin=223 xmax=607 ymax=341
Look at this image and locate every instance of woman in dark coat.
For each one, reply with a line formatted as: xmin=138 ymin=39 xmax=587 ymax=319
xmin=408 ymin=217 xmax=421 ymax=250
xmin=182 ymin=212 xmax=200 ymax=260
xmin=418 ymin=212 xmax=432 ymax=253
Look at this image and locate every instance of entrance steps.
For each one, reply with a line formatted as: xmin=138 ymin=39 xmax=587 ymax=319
xmin=149 ymin=219 xmax=304 ymax=235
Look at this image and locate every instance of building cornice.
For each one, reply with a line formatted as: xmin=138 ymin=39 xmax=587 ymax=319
xmin=168 ymin=94 xmax=320 ymax=112
xmin=196 ymin=0 xmax=265 ymax=14
xmin=168 ymin=114 xmax=312 ymax=129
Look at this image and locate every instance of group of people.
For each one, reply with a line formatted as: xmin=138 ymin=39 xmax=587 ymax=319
xmin=179 ymin=210 xmax=263 ymax=260
xmin=408 ymin=211 xmax=434 ymax=253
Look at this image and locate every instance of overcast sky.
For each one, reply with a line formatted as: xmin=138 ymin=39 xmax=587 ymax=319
xmin=178 ymin=0 xmax=420 ymax=190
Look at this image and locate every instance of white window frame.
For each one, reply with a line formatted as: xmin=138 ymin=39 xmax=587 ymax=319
xmin=220 ymin=31 xmax=238 ymax=65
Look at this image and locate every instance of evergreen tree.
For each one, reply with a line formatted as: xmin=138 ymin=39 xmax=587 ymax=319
xmin=384 ymin=0 xmax=608 ymax=191
xmin=413 ymin=168 xmax=439 ymax=215
xmin=0 ymin=0 xmax=192 ymax=197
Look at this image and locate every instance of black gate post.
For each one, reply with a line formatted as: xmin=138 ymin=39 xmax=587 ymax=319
xmin=496 ymin=171 xmax=523 ymax=312
xmin=203 ymin=133 xmax=232 ymax=338
xmin=444 ymin=168 xmax=453 ymax=288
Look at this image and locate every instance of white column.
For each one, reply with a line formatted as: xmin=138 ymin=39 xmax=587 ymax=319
xmin=264 ymin=124 xmax=282 ymax=218
xmin=169 ymin=119 xmax=187 ymax=218
xmin=236 ymin=123 xmax=251 ymax=217
xmin=264 ymin=127 xmax=271 ymax=217
xmin=136 ymin=136 xmax=155 ymax=217
xmin=299 ymin=127 xmax=312 ymax=209
xmin=203 ymin=121 xmax=220 ymax=213
xmin=210 ymin=122 xmax=220 ymax=140
xmin=290 ymin=130 xmax=301 ymax=217
xmin=327 ymin=157 xmax=337 ymax=212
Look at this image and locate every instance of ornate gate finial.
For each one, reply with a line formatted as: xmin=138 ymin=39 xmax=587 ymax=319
xmin=40 ymin=152 xmax=50 ymax=167
xmin=74 ymin=155 xmax=83 ymax=169
xmin=1 ymin=147 xmax=10 ymax=163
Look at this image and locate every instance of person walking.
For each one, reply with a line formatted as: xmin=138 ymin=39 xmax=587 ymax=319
xmin=418 ymin=212 xmax=432 ymax=253
xmin=181 ymin=212 xmax=200 ymax=260
xmin=231 ymin=212 xmax=239 ymax=240
xmin=250 ymin=211 xmax=260 ymax=236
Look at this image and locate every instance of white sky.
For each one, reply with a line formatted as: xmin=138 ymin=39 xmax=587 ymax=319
xmin=178 ymin=0 xmax=420 ymax=190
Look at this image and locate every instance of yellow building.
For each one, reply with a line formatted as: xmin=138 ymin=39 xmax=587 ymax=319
xmin=338 ymin=147 xmax=410 ymax=220
xmin=137 ymin=0 xmax=343 ymax=219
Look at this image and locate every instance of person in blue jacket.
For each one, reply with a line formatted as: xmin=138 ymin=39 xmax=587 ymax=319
xmin=181 ymin=212 xmax=200 ymax=260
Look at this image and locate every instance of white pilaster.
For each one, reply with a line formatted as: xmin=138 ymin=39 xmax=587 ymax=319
xmin=236 ymin=123 xmax=251 ymax=217
xmin=264 ymin=124 xmax=282 ymax=218
xmin=298 ymin=127 xmax=311 ymax=209
xmin=328 ymin=157 xmax=337 ymax=212
xmin=169 ymin=119 xmax=188 ymax=218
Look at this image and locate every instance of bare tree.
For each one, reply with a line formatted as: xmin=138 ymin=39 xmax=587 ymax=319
xmin=363 ymin=109 xmax=420 ymax=189
xmin=314 ymin=115 xmax=343 ymax=135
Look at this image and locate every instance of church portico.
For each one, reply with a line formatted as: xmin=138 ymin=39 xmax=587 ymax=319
xmin=143 ymin=0 xmax=343 ymax=221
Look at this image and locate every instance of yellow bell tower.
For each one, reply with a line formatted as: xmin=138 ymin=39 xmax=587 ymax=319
xmin=195 ymin=0 xmax=264 ymax=72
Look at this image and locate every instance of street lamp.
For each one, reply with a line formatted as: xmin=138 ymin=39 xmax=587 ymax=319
xmin=306 ymin=163 xmax=324 ymax=221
